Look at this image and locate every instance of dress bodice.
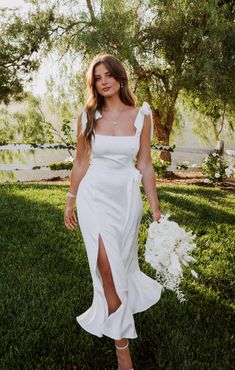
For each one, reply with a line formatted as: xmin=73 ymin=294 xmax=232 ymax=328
xmin=81 ymin=102 xmax=153 ymax=171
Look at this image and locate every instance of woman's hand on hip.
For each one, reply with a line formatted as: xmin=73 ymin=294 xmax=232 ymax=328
xmin=64 ymin=200 xmax=78 ymax=230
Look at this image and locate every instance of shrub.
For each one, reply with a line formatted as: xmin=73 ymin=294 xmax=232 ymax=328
xmin=176 ymin=160 xmax=189 ymax=170
xmin=151 ymin=152 xmax=171 ymax=177
xmin=201 ymin=152 xmax=234 ymax=184
xmin=48 ymin=156 xmax=73 ymax=171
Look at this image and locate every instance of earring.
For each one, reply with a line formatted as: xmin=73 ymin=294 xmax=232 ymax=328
xmin=120 ymin=82 xmax=124 ymax=88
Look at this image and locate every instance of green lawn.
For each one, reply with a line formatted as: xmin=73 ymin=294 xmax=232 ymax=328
xmin=0 ymin=183 xmax=234 ymax=370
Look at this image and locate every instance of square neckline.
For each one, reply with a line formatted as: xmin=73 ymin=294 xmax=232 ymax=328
xmin=94 ymin=107 xmax=141 ymax=138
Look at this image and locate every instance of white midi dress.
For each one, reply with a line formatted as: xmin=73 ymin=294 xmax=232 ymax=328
xmin=76 ymin=101 xmax=163 ymax=340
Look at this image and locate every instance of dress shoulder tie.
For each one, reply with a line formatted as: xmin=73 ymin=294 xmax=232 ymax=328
xmin=134 ymin=102 xmax=154 ymax=140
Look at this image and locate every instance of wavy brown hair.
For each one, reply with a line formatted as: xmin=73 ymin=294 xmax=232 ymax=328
xmin=81 ymin=54 xmax=136 ymax=153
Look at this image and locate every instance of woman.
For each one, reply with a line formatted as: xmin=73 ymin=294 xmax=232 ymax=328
xmin=64 ymin=54 xmax=163 ymax=370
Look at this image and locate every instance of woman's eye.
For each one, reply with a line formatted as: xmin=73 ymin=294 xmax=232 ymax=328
xmin=94 ymin=74 xmax=112 ymax=81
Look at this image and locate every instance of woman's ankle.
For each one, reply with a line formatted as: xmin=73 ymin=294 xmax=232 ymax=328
xmin=114 ymin=339 xmax=133 ymax=369
xmin=115 ymin=339 xmax=129 ymax=350
xmin=115 ymin=338 xmax=129 ymax=348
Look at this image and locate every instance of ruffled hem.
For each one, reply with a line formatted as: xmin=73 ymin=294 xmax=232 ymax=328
xmin=128 ymin=269 xmax=163 ymax=314
xmin=76 ymin=268 xmax=163 ymax=339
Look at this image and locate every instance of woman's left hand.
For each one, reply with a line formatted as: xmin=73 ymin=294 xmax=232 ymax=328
xmin=152 ymin=208 xmax=161 ymax=223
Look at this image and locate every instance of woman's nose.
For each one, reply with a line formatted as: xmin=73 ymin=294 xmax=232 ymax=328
xmin=101 ymin=76 xmax=107 ymax=84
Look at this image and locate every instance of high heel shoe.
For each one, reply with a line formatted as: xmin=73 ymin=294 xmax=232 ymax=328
xmin=115 ymin=340 xmax=134 ymax=370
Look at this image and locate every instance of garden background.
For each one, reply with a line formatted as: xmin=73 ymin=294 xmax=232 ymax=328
xmin=0 ymin=1 xmax=234 ymax=369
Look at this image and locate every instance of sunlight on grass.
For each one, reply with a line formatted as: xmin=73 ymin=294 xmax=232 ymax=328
xmin=0 ymin=183 xmax=234 ymax=370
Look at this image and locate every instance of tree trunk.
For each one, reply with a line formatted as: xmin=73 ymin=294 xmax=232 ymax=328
xmin=153 ymin=110 xmax=173 ymax=163
xmin=152 ymin=90 xmax=179 ymax=163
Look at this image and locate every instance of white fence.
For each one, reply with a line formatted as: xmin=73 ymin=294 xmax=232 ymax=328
xmin=0 ymin=140 xmax=234 ymax=172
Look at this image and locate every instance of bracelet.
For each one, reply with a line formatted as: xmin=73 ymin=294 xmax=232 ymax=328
xmin=67 ymin=192 xmax=77 ymax=198
xmin=65 ymin=205 xmax=74 ymax=211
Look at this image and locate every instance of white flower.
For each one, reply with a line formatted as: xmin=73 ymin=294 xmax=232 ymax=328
xmin=215 ymin=172 xmax=221 ymax=178
xmin=225 ymin=167 xmax=234 ymax=177
xmin=191 ymin=163 xmax=197 ymax=168
xmin=148 ymin=218 xmax=181 ymax=240
xmin=158 ymin=220 xmax=179 ymax=236
xmin=161 ymin=213 xmax=171 ymax=220
xmin=191 ymin=269 xmax=198 ymax=278
xmin=157 ymin=235 xmax=176 ymax=251
xmin=145 ymin=253 xmax=159 ymax=268
xmin=64 ymin=156 xmax=74 ymax=162
xmin=158 ymin=250 xmax=171 ymax=267
xmin=148 ymin=221 xmax=161 ymax=237
xmin=212 ymin=152 xmax=218 ymax=157
xmin=168 ymin=252 xmax=183 ymax=275
xmin=204 ymin=178 xmax=210 ymax=183
xmin=182 ymin=255 xmax=197 ymax=263
xmin=176 ymin=243 xmax=188 ymax=257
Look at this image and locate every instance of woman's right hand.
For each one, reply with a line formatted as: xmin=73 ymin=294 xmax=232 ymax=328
xmin=152 ymin=207 xmax=161 ymax=223
xmin=64 ymin=199 xmax=78 ymax=230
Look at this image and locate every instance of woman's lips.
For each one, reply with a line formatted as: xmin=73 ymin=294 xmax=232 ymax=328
xmin=102 ymin=87 xmax=111 ymax=91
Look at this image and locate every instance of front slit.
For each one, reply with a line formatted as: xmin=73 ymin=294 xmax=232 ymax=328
xmin=96 ymin=233 xmax=122 ymax=318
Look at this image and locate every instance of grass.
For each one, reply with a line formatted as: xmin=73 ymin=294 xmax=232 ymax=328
xmin=0 ymin=183 xmax=234 ymax=370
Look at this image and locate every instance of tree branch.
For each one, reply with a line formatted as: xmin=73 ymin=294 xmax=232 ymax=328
xmin=86 ymin=0 xmax=96 ymax=22
xmin=37 ymin=105 xmax=73 ymax=156
xmin=218 ymin=102 xmax=226 ymax=136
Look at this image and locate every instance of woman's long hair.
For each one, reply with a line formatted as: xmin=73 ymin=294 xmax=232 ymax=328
xmin=81 ymin=54 xmax=136 ymax=153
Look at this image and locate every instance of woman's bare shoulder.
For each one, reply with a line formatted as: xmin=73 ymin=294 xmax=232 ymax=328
xmin=123 ymin=105 xmax=139 ymax=118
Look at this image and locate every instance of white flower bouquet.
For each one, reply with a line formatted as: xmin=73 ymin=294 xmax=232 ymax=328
xmin=145 ymin=214 xmax=198 ymax=303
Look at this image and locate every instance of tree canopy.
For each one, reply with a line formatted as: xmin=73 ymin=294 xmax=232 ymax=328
xmin=0 ymin=6 xmax=54 ymax=103
xmin=1 ymin=0 xmax=234 ymax=160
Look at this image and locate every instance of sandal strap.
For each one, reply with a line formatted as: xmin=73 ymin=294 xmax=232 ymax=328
xmin=115 ymin=339 xmax=129 ymax=350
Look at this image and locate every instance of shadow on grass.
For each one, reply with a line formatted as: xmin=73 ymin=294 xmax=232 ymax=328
xmin=133 ymin=284 xmax=234 ymax=370
xmin=155 ymin=185 xmax=234 ymax=230
xmin=0 ymin=184 xmax=97 ymax=369
xmin=0 ymin=183 xmax=234 ymax=370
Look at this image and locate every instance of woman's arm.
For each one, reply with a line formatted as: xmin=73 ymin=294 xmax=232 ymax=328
xmin=64 ymin=113 xmax=90 ymax=230
xmin=136 ymin=114 xmax=161 ymax=222
xmin=67 ymin=113 xmax=90 ymax=194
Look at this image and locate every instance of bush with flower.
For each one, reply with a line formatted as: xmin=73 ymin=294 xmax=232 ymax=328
xmin=150 ymin=138 xmax=174 ymax=177
xmin=151 ymin=150 xmax=170 ymax=177
xmin=201 ymin=152 xmax=234 ymax=184
xmin=152 ymin=158 xmax=171 ymax=177
xmin=49 ymin=156 xmax=74 ymax=170
xmin=176 ymin=160 xmax=189 ymax=170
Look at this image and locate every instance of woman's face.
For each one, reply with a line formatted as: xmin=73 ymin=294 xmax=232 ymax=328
xmin=93 ymin=63 xmax=121 ymax=98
